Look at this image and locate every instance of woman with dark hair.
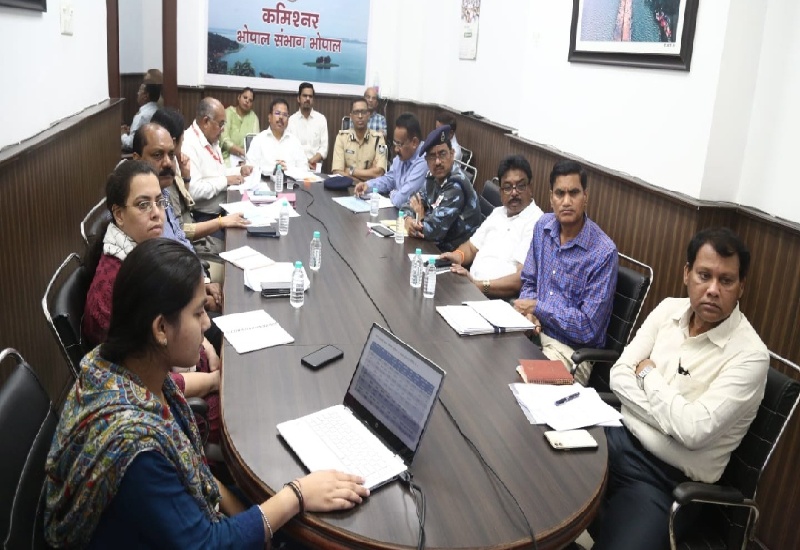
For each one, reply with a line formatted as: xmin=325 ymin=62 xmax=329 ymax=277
xmin=83 ymin=160 xmax=222 ymax=442
xmin=221 ymin=86 xmax=260 ymax=162
xmin=46 ymin=239 xmax=369 ymax=548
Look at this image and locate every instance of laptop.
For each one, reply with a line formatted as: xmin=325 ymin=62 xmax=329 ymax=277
xmin=277 ymin=324 xmax=446 ymax=490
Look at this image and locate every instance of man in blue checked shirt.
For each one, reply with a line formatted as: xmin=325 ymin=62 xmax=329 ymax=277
xmin=354 ymin=113 xmax=427 ymax=208
xmin=513 ymin=159 xmax=617 ymax=385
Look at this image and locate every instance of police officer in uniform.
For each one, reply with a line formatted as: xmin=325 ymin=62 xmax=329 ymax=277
xmin=402 ymin=126 xmax=482 ymax=252
xmin=331 ymin=97 xmax=388 ymax=184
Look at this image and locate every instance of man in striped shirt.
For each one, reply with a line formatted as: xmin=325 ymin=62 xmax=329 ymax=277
xmin=513 ymin=159 xmax=618 ymax=384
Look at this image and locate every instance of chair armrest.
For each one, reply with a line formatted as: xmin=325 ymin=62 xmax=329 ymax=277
xmin=187 ymin=397 xmax=209 ymax=416
xmin=571 ymin=348 xmax=621 ymax=365
xmin=673 ymin=481 xmax=745 ymax=507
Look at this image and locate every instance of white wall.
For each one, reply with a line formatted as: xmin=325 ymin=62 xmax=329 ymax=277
xmin=0 ymin=2 xmax=108 ymax=150
xmin=119 ymin=0 xmax=163 ymax=74
xmin=738 ymin=0 xmax=800 ymax=223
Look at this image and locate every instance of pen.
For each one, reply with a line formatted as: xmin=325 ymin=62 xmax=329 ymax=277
xmin=555 ymin=392 xmax=580 ymax=406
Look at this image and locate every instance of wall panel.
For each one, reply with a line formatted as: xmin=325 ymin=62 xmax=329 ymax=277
xmin=0 ymin=100 xmax=124 ymax=402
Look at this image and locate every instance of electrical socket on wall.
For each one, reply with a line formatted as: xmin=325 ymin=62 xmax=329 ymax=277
xmin=61 ymin=2 xmax=74 ymax=36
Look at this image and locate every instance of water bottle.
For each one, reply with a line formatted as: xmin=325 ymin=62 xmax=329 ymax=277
xmin=410 ymin=248 xmax=423 ymax=288
xmin=370 ymin=187 xmax=379 ymax=217
xmin=278 ymin=200 xmax=290 ymax=236
xmin=309 ymin=231 xmax=322 ymax=271
xmin=290 ymin=261 xmax=305 ymax=308
xmin=395 ymin=210 xmax=405 ymax=244
xmin=423 ymin=258 xmax=436 ymax=298
xmin=274 ymin=164 xmax=284 ymax=193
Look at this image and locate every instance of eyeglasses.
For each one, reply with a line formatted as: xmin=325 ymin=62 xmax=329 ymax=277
xmin=207 ymin=117 xmax=226 ymax=128
xmin=127 ymin=198 xmax=169 ymax=213
xmin=351 ymin=109 xmax=370 ymax=117
xmin=392 ymin=139 xmax=409 ymax=148
xmin=272 ymin=111 xmax=289 ymax=118
xmin=500 ymin=182 xmax=530 ymax=194
xmin=425 ymin=150 xmax=450 ymax=162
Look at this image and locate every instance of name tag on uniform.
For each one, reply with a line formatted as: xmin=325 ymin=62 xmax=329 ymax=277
xmin=345 ymin=149 xmax=356 ymax=155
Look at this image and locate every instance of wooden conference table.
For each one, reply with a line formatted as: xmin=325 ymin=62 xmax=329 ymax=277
xmin=220 ymin=181 xmax=607 ymax=549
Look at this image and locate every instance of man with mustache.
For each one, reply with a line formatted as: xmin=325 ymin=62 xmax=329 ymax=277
xmin=287 ymin=82 xmax=329 ymax=171
xmin=401 ymin=126 xmax=482 ymax=252
xmin=589 ymin=227 xmax=768 ymax=549
xmin=438 ymin=155 xmax=542 ymax=298
xmin=248 ymin=98 xmax=308 ymax=173
xmin=331 ymin=97 xmax=388 ymax=183
xmin=513 ymin=159 xmax=617 ymax=384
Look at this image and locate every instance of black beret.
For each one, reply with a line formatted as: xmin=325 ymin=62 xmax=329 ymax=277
xmin=419 ymin=125 xmax=451 ymax=157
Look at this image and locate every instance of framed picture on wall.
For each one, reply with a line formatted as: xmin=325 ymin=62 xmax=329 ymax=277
xmin=568 ymin=0 xmax=699 ymax=70
xmin=0 ymin=0 xmax=46 ymax=10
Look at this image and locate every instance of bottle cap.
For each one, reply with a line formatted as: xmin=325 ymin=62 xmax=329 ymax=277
xmin=373 ymin=187 xmax=378 ymax=192
xmin=283 ymin=200 xmax=289 ymax=206
xmin=428 ymin=258 xmax=435 ymax=265
xmin=313 ymin=231 xmax=320 ymax=238
xmin=415 ymin=248 xmax=422 ymax=254
xmin=398 ymin=210 xmax=404 ymax=216
xmin=295 ymin=261 xmax=302 ymax=268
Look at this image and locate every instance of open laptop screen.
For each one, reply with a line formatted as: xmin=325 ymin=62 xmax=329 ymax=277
xmin=344 ymin=324 xmax=445 ymax=463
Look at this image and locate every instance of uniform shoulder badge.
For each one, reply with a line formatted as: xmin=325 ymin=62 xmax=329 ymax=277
xmin=377 ymin=144 xmax=387 ymax=155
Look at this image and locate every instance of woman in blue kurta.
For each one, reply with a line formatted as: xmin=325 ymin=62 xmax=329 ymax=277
xmin=44 ymin=239 xmax=369 ymax=549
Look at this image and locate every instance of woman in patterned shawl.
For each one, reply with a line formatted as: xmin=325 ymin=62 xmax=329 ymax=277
xmin=45 ymin=238 xmax=369 ymax=548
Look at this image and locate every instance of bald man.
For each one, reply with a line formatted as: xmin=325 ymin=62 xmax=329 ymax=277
xmin=364 ymin=87 xmax=387 ymax=136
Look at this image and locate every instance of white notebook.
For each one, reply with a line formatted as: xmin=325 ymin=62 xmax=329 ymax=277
xmin=212 ymin=309 xmax=294 ymax=353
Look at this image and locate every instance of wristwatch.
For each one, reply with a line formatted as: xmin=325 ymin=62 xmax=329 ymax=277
xmin=348 ymin=166 xmax=355 ymax=177
xmin=482 ymin=280 xmax=490 ymax=294
xmin=637 ymin=365 xmax=654 ymax=390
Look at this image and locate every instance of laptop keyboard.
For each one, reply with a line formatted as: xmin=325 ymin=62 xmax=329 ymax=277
xmin=305 ymin=407 xmax=396 ymax=477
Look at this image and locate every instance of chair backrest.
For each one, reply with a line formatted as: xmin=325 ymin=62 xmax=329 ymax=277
xmin=697 ymin=354 xmax=800 ymax=549
xmin=41 ymin=254 xmax=91 ymax=379
xmin=80 ymin=198 xmax=110 ymax=247
xmin=244 ymin=133 xmax=257 ymax=154
xmin=482 ymin=178 xmax=502 ymax=208
xmin=0 ymin=348 xmax=58 ymax=550
xmin=478 ymin=195 xmax=494 ymax=218
xmin=455 ymin=160 xmax=477 ymax=186
xmin=460 ymin=146 xmax=474 ymax=166
xmin=341 ymin=116 xmax=351 ymax=131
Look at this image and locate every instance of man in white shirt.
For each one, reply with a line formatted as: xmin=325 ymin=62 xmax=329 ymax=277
xmin=286 ymin=82 xmax=328 ymax=171
xmin=181 ymin=97 xmax=253 ymax=225
xmin=590 ymin=227 xmax=769 ymax=550
xmin=121 ymin=83 xmax=160 ymax=151
xmin=438 ymin=155 xmax=542 ymax=298
xmin=248 ymin=98 xmax=308 ymax=174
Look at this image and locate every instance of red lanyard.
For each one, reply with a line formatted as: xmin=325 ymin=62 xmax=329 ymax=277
xmin=193 ymin=124 xmax=222 ymax=164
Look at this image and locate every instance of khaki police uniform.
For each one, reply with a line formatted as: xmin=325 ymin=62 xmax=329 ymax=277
xmin=331 ymin=128 xmax=388 ymax=175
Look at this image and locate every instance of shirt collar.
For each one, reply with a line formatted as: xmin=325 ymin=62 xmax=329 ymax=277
xmin=543 ymin=213 xmax=593 ymax=250
xmin=191 ymin=120 xmax=212 ymax=148
xmin=674 ymin=300 xmax=742 ymax=348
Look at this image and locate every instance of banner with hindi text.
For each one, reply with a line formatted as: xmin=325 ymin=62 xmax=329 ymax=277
xmin=206 ymin=0 xmax=370 ymax=87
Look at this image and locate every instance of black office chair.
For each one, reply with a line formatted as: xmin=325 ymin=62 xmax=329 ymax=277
xmin=570 ymin=253 xmax=652 ymax=392
xmin=80 ymin=197 xmax=110 ymax=247
xmin=455 ymin=160 xmax=477 ymax=186
xmin=42 ymin=253 xmax=92 ymax=379
xmin=341 ymin=116 xmax=351 ymax=131
xmin=460 ymin=146 xmax=474 ymax=166
xmin=482 ymin=177 xmax=502 ymax=208
xmin=0 ymin=348 xmax=58 ymax=550
xmin=669 ymin=352 xmax=800 ymax=550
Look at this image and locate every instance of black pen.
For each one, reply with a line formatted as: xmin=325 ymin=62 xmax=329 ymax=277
xmin=555 ymin=392 xmax=580 ymax=406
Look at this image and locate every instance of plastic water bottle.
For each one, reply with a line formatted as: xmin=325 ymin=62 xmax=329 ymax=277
xmin=278 ymin=200 xmax=290 ymax=236
xmin=309 ymin=231 xmax=322 ymax=271
xmin=395 ymin=210 xmax=405 ymax=244
xmin=370 ymin=187 xmax=379 ymax=218
xmin=290 ymin=261 xmax=305 ymax=308
xmin=410 ymin=248 xmax=423 ymax=288
xmin=274 ymin=164 xmax=284 ymax=193
xmin=423 ymin=258 xmax=436 ymax=298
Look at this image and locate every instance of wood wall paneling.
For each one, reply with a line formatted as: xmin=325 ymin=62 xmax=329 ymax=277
xmin=0 ymin=100 xmax=124 ymax=402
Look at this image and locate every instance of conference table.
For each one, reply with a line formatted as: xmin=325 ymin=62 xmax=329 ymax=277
xmin=219 ymin=180 xmax=608 ymax=549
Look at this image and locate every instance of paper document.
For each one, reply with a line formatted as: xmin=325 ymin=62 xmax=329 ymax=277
xmin=436 ymin=305 xmax=496 ymax=335
xmin=212 ymin=309 xmax=294 ymax=353
xmin=244 ymin=262 xmax=310 ymax=292
xmin=220 ymin=246 xmax=275 ymax=271
xmin=285 ymin=168 xmax=323 ymax=182
xmin=380 ymin=219 xmax=398 ymax=231
xmin=510 ymin=383 xmax=622 ymax=431
xmin=332 ymin=196 xmax=371 ymax=213
xmin=220 ymin=200 xmax=275 ymax=226
xmin=463 ymin=300 xmax=535 ymax=331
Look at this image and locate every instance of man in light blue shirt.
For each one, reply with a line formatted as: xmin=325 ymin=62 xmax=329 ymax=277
xmin=354 ymin=113 xmax=427 ymax=208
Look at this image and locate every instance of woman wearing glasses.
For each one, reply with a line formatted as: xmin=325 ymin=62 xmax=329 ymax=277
xmin=221 ymin=87 xmax=260 ymax=163
xmin=83 ymin=161 xmax=222 ymax=442
xmin=47 ymin=238 xmax=369 ymax=548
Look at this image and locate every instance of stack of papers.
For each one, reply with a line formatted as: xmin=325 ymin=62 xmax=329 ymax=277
xmin=243 ymin=262 xmax=311 ymax=292
xmin=509 ymin=383 xmax=622 ymax=431
xmin=220 ymin=246 xmax=275 ymax=270
xmin=285 ymin=168 xmax=323 ymax=182
xmin=437 ymin=300 xmax=535 ymax=335
xmin=332 ymin=195 xmax=393 ymax=213
xmin=212 ymin=309 xmax=294 ymax=353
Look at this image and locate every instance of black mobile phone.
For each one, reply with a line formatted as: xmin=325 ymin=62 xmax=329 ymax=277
xmin=434 ymin=258 xmax=452 ymax=268
xmin=301 ymin=345 xmax=344 ymax=370
xmin=371 ymin=225 xmax=395 ymax=238
xmin=247 ymin=226 xmax=279 ymax=238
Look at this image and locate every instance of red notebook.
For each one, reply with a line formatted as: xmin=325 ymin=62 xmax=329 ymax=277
xmin=516 ymin=359 xmax=574 ymax=385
